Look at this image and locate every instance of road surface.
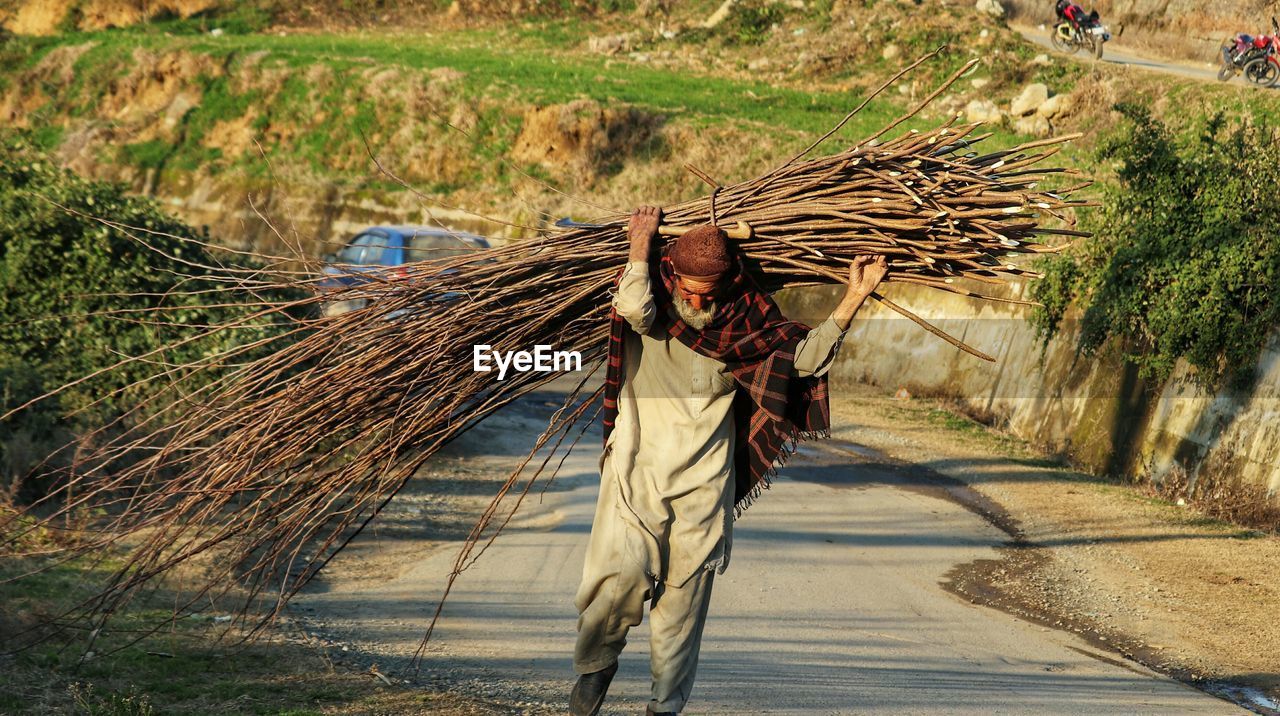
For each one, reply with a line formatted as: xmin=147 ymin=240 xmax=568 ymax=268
xmin=292 ymin=396 xmax=1241 ymax=714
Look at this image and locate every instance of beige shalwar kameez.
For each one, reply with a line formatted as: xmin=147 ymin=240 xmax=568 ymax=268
xmin=574 ymin=261 xmax=845 ymax=713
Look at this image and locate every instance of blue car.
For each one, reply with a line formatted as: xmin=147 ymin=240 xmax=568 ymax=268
xmin=320 ymin=225 xmax=490 ymax=314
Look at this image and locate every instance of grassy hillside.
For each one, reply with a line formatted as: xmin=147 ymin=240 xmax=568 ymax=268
xmin=0 ymin=1 xmax=1094 ymax=252
xmin=3 ymin=0 xmax=1280 ymax=284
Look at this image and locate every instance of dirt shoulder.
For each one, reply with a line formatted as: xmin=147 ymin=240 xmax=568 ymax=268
xmin=828 ymin=381 xmax=1280 ymax=714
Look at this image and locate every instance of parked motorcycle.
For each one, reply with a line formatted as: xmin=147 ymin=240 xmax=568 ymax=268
xmin=1051 ymin=9 xmax=1112 ymax=60
xmin=1218 ymin=18 xmax=1280 ymax=87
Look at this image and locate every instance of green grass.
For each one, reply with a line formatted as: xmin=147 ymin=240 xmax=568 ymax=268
xmin=28 ymin=124 xmax=65 ymax=151
xmin=1 ymin=22 xmax=979 ymax=197
xmin=911 ymin=405 xmax=1036 ymax=457
xmin=120 ymin=139 xmax=172 ymax=170
xmin=924 ymin=407 xmax=989 ymax=434
xmin=12 ymin=4 xmax=1162 ymax=204
xmin=218 ymin=31 xmax=900 ymax=133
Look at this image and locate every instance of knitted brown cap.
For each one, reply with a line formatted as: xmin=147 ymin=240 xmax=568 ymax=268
xmin=669 ymin=224 xmax=731 ymax=280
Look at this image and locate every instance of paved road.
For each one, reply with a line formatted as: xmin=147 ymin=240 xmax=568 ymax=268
xmin=1014 ymin=23 xmax=1225 ymax=84
xmin=295 ymin=403 xmax=1240 ymax=714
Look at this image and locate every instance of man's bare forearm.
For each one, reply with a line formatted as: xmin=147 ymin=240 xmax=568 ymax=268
xmin=628 ymin=206 xmax=661 ymax=263
xmin=830 ymin=289 xmax=872 ymax=331
xmin=628 ymin=236 xmax=652 ymax=263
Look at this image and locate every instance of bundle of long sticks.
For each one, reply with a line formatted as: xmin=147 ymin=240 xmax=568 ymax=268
xmin=0 ymin=54 xmax=1089 ymax=657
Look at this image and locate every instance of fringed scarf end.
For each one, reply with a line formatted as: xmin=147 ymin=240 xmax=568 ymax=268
xmin=732 ymin=426 xmax=831 ymax=519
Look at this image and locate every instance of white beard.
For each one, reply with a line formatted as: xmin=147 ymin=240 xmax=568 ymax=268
xmin=674 ymin=297 xmax=716 ymax=330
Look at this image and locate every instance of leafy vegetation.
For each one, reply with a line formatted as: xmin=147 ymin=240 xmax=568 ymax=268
xmin=0 ymin=137 xmax=298 ymax=498
xmin=1032 ymin=104 xmax=1280 ymax=388
xmin=0 ymin=139 xmax=497 ymax=714
xmin=724 ymin=0 xmax=792 ymax=45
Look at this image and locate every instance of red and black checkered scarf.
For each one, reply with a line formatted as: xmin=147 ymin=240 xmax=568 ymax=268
xmin=602 ymin=251 xmax=831 ymax=517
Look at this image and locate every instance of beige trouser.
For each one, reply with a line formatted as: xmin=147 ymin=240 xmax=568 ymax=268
xmin=574 ymin=480 xmax=716 ymax=713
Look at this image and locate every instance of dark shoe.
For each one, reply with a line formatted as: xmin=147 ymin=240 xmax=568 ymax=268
xmin=644 ymin=706 xmax=677 ymax=716
xmin=569 ymin=662 xmax=618 ymax=716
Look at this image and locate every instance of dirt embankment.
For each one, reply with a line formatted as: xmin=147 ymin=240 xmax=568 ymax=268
xmin=1005 ymin=0 xmax=1266 ymax=33
xmin=0 ymin=0 xmax=636 ymax=36
xmin=0 ymin=38 xmax=684 ymax=252
xmin=2 ymin=0 xmax=218 ymax=36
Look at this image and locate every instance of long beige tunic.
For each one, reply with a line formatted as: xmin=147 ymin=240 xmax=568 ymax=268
xmin=602 ymin=261 xmax=845 ymax=588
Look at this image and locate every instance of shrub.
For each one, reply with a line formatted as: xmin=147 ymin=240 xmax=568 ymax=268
xmin=725 ymin=0 xmax=790 ymax=45
xmin=1032 ymin=104 xmax=1280 ymax=389
xmin=0 ymin=136 xmax=298 ymax=499
xmin=0 ymin=355 xmax=69 ymax=499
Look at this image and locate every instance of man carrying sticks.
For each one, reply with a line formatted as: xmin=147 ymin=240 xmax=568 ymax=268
xmin=571 ymin=206 xmax=888 ymax=715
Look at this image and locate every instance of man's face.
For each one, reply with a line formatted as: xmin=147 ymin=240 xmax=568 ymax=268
xmin=673 ymin=274 xmax=724 ymax=330
xmin=674 ymin=275 xmax=721 ymax=312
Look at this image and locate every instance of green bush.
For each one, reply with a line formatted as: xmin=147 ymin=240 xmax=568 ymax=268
xmin=1032 ymin=104 xmax=1280 ymax=388
xmin=725 ymin=0 xmax=791 ymax=45
xmin=0 ymin=137 xmax=298 ymax=498
xmin=0 ymin=355 xmax=69 ymax=498
xmin=199 ymin=3 xmax=276 ymax=34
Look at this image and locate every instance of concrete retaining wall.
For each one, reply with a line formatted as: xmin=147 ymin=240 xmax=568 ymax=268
xmin=778 ymin=282 xmax=1280 ymax=495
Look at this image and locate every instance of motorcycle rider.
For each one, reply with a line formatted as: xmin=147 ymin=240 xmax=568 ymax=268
xmin=1054 ymin=0 xmax=1096 ymax=33
xmin=1054 ymin=0 xmax=1095 ymax=40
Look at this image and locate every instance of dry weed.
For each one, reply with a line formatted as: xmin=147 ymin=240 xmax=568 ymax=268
xmin=1141 ymin=464 xmax=1280 ymax=533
